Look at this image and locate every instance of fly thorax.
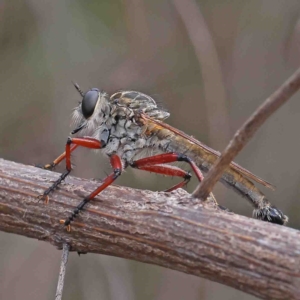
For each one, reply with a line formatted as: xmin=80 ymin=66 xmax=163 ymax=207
xmin=103 ymin=91 xmax=171 ymax=162
xmin=102 ymin=103 xmax=144 ymax=160
xmin=145 ymin=134 xmax=171 ymax=153
xmin=110 ymin=91 xmax=170 ymax=120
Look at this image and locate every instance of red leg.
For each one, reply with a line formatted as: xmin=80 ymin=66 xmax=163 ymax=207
xmin=43 ymin=144 xmax=79 ymax=170
xmin=38 ymin=137 xmax=103 ymax=203
xmin=131 ymin=153 xmax=204 ymax=182
xmin=164 ymin=180 xmax=190 ymax=192
xmin=130 ymin=153 xmax=205 ymax=191
xmin=135 ymin=164 xmax=191 ymax=192
xmin=64 ymin=137 xmax=103 ymax=170
xmin=43 ymin=136 xmax=103 ymax=170
xmin=61 ymin=154 xmax=123 ymax=231
xmin=131 ymin=153 xmax=219 ymax=204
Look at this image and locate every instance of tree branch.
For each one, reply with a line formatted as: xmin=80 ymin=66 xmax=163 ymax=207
xmin=193 ymin=67 xmax=300 ymax=199
xmin=0 ymin=158 xmax=299 ymax=299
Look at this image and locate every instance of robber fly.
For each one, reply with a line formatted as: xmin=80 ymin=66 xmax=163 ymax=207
xmin=39 ymin=84 xmax=288 ymax=231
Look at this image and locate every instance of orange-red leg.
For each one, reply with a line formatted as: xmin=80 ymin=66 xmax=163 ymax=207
xmin=133 ymin=164 xmax=191 ymax=192
xmin=39 ymin=137 xmax=103 ymax=203
xmin=61 ymin=154 xmax=123 ymax=231
xmin=130 ymin=153 xmax=204 ymax=192
xmin=43 ymin=144 xmax=79 ymax=170
xmin=131 ymin=153 xmax=219 ymax=204
xmin=43 ymin=136 xmax=103 ymax=170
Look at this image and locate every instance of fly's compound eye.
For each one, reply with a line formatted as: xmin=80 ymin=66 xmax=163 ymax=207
xmin=81 ymin=89 xmax=99 ymax=119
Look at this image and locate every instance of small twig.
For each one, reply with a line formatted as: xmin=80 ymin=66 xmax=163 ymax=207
xmin=55 ymin=243 xmax=70 ymax=300
xmin=193 ymin=67 xmax=300 ymax=199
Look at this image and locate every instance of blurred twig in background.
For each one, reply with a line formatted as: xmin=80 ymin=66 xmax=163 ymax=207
xmin=172 ymin=0 xmax=230 ymax=149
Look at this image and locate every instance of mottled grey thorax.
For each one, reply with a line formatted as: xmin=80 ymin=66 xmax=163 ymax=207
xmin=103 ymin=105 xmax=171 ymax=164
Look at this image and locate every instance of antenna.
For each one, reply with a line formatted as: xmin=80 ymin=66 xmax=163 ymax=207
xmin=72 ymin=81 xmax=85 ymax=97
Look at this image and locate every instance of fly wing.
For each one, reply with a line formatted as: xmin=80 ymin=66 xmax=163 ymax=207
xmin=140 ymin=114 xmax=275 ymax=190
xmin=227 ymin=160 xmax=275 ymax=190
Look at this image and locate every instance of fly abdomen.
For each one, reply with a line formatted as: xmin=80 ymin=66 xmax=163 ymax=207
xmin=145 ymin=119 xmax=288 ymax=225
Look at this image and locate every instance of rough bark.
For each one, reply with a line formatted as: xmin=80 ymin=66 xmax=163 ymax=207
xmin=0 ymin=158 xmax=299 ymax=300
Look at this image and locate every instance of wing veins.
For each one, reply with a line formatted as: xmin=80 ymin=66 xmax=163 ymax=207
xmin=140 ymin=114 xmax=275 ymax=190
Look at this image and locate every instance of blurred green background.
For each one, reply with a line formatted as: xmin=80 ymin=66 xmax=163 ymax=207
xmin=1 ymin=0 xmax=300 ymax=299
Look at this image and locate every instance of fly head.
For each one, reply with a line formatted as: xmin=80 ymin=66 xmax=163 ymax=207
xmin=71 ymin=83 xmax=111 ymax=138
